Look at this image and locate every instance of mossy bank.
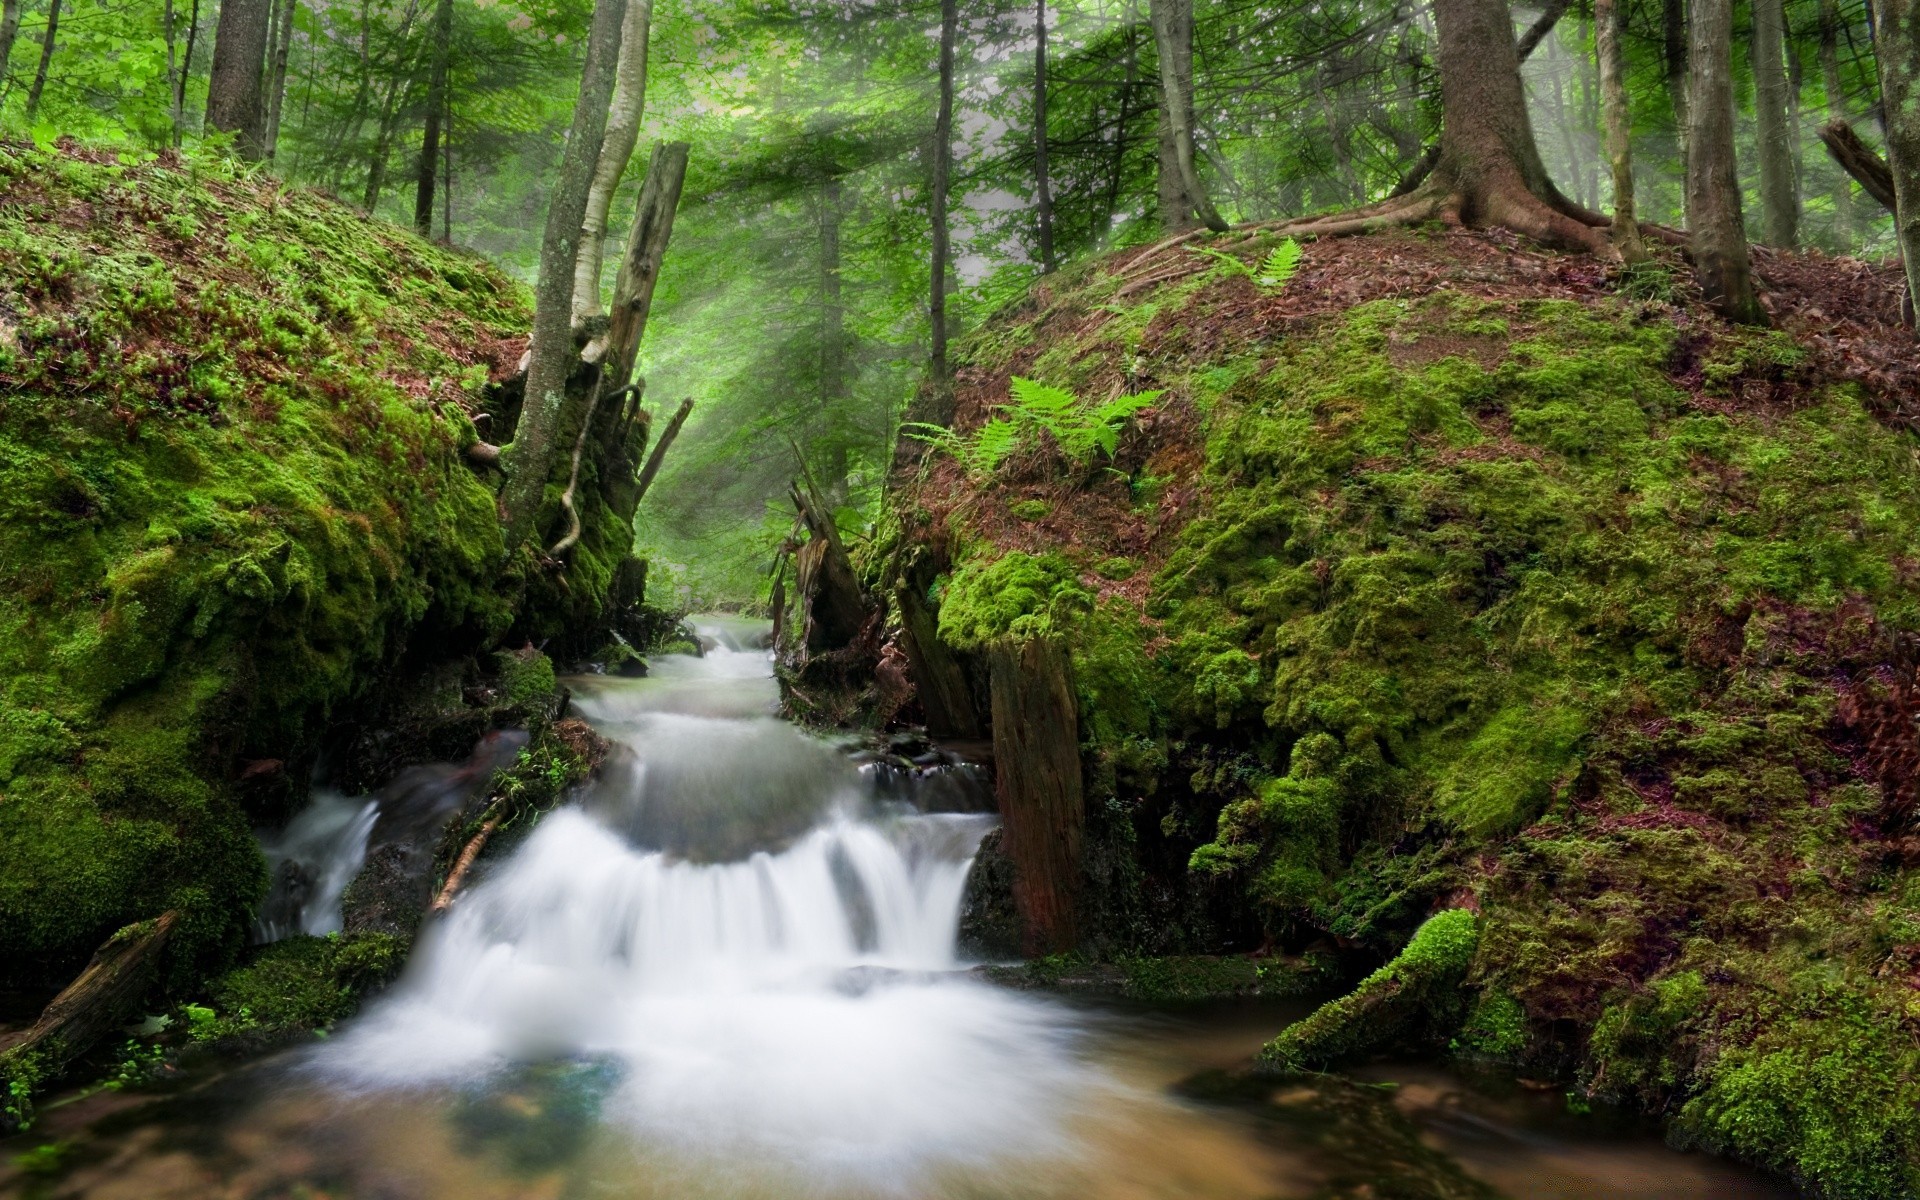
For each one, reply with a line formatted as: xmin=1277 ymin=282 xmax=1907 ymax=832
xmin=887 ymin=229 xmax=1920 ymax=1197
xmin=0 ymin=141 xmax=632 ymax=1002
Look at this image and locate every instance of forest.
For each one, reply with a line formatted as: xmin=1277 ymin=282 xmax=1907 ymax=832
xmin=3 ymin=0 xmax=1920 ymax=1195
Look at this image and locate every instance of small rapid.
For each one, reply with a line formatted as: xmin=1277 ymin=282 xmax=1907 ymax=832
xmin=311 ymin=617 xmax=1097 ymax=1188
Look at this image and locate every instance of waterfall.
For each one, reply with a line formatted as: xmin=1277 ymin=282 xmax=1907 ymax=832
xmin=254 ymin=792 xmax=379 ymax=941
xmin=314 ymin=622 xmax=1097 ymax=1190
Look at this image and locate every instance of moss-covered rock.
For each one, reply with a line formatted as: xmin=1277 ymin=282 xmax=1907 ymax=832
xmin=0 ymin=142 xmax=530 ymax=987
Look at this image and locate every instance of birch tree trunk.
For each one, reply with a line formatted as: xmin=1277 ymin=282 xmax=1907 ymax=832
xmin=1686 ymin=0 xmax=1767 ymax=322
xmin=1148 ymin=0 xmax=1227 ymax=231
xmin=1752 ymin=0 xmax=1801 ymax=244
xmin=498 ymin=0 xmax=630 ymax=549
xmin=571 ymin=0 xmax=653 ymax=321
xmin=1872 ymin=0 xmax=1920 ymax=321
xmin=206 ymin=0 xmax=271 ymax=157
xmin=1596 ymin=0 xmax=1646 ymax=260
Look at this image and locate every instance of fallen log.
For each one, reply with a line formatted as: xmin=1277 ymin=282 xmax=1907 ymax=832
xmin=1819 ymin=119 xmax=1898 ymax=213
xmin=429 ymin=817 xmax=500 ymax=914
xmin=0 ymin=910 xmax=178 ymax=1132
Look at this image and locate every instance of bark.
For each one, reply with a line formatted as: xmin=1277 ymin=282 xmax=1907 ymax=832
xmin=571 ymin=0 xmax=653 ymax=321
xmin=633 ymin=395 xmax=692 ymax=506
xmin=1665 ymin=0 xmax=1690 ymax=168
xmin=1752 ymin=0 xmax=1802 ymax=244
xmin=1822 ymin=0 xmax=1855 ymax=244
xmin=1686 ymin=0 xmax=1767 ymax=322
xmin=263 ymin=0 xmax=297 ymax=160
xmin=178 ymin=0 xmax=201 ymax=145
xmin=0 ymin=0 xmax=19 ymax=100
xmin=0 ymin=912 xmax=177 ymax=1133
xmin=1820 ymin=118 xmax=1898 ymax=210
xmin=894 ymin=555 xmax=982 ymax=740
xmin=413 ymin=0 xmax=453 ymax=235
xmin=497 ymin=0 xmax=630 ymax=550
xmin=988 ymin=636 xmax=1083 ymax=955
xmin=206 ymin=0 xmax=272 ymax=157
xmin=1596 ymin=0 xmax=1646 ymax=260
xmin=23 ymin=0 xmax=59 ymax=124
xmin=790 ymin=481 xmax=865 ymax=655
xmin=163 ymin=0 xmax=180 ymax=142
xmin=1872 ymin=0 xmax=1920 ymax=320
xmin=1034 ymin=0 xmax=1055 ymax=272
xmin=551 ymin=142 xmax=687 ymax=555
xmin=930 ymin=0 xmax=956 ymax=390
xmin=429 ymin=819 xmax=497 ymax=913
xmin=1148 ymin=0 xmax=1227 ymax=232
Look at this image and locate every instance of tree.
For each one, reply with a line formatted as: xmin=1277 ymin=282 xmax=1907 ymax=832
xmin=1875 ymin=0 xmax=1920 ymax=321
xmin=263 ymin=0 xmax=299 ymax=159
xmin=206 ymin=0 xmax=274 ymax=157
xmin=413 ymin=0 xmax=453 ymax=235
xmin=1752 ymin=0 xmax=1801 ymax=244
xmin=1148 ymin=0 xmax=1226 ymax=232
xmin=0 ymin=0 xmax=23 ymax=101
xmin=1686 ymin=0 xmax=1766 ymax=321
xmin=929 ymin=0 xmax=956 ymax=389
xmin=1664 ymin=0 xmax=1689 ymax=169
xmin=1820 ymin=0 xmax=1854 ymax=246
xmin=23 ymin=0 xmax=61 ymax=124
xmin=1595 ymin=0 xmax=1645 ymax=261
xmin=1034 ymin=0 xmax=1054 ymax=272
xmin=498 ymin=0 xmax=631 ymax=549
xmin=572 ymin=0 xmax=653 ymax=320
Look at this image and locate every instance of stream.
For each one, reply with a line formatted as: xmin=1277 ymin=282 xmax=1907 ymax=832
xmin=0 ymin=618 xmax=1791 ymax=1199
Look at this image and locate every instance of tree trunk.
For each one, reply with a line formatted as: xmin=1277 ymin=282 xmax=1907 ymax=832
xmin=263 ymin=0 xmax=297 ymax=160
xmin=1148 ymin=0 xmax=1227 ymax=232
xmin=1752 ymin=0 xmax=1801 ymax=244
xmin=988 ymin=636 xmax=1082 ymax=955
xmin=0 ymin=0 xmax=19 ymax=101
xmin=1820 ymin=118 xmax=1897 ymax=209
xmin=820 ymin=175 xmax=845 ymax=404
xmin=894 ymin=575 xmax=982 ymax=740
xmin=571 ymin=0 xmax=653 ymax=321
xmin=791 ymin=481 xmax=866 ymax=655
xmin=176 ymin=0 xmax=202 ymax=144
xmin=1821 ymin=0 xmax=1855 ymax=246
xmin=1873 ymin=0 xmax=1920 ymax=321
xmin=0 ymin=912 xmax=177 ymax=1134
xmin=1034 ymin=0 xmax=1055 ymax=272
xmin=1102 ymin=19 xmax=1140 ymax=229
xmin=930 ymin=0 xmax=956 ymax=389
xmin=633 ymin=395 xmax=691 ymax=506
xmin=23 ymin=0 xmax=60 ymax=124
xmin=162 ymin=0 xmax=180 ymax=142
xmin=413 ymin=0 xmax=452 ymax=235
xmin=1665 ymin=0 xmax=1690 ymax=170
xmin=206 ymin=0 xmax=272 ymax=157
xmin=1687 ymin=0 xmax=1767 ymax=322
xmin=1596 ymin=0 xmax=1646 ymax=260
xmin=497 ymin=0 xmax=630 ymax=549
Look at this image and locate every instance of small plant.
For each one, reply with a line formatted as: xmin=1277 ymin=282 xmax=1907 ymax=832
xmin=1196 ymin=237 xmax=1302 ymax=291
xmin=905 ymin=377 xmax=1163 ymax=481
xmin=1009 ymin=499 xmax=1050 ymax=521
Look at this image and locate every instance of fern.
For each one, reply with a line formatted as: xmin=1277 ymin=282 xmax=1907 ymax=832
xmin=907 ymin=379 xmax=1164 ymax=478
xmin=1193 ymin=245 xmax=1254 ymax=278
xmin=1257 ymin=237 xmax=1302 ymax=290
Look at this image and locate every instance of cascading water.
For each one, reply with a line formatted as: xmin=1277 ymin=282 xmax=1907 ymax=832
xmin=315 ymin=617 xmax=1099 ymax=1191
xmin=254 ymin=791 xmax=380 ymax=941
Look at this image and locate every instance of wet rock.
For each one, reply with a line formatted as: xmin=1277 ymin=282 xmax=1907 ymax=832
xmin=957 ymin=828 xmax=1021 ymax=960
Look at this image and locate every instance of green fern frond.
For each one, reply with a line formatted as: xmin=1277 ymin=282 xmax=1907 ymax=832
xmin=1194 ymin=245 xmax=1255 ymax=278
xmin=1257 ymin=238 xmax=1303 ymax=290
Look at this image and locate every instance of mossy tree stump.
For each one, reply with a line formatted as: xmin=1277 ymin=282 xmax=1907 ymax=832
xmin=988 ymin=635 xmax=1083 ymax=955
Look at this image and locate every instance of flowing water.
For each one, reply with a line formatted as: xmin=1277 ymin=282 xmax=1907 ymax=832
xmin=0 ymin=617 xmax=1791 ymax=1199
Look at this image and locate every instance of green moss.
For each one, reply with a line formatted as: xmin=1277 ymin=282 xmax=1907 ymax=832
xmin=1259 ymin=909 xmax=1480 ymax=1072
xmin=1009 ymin=498 xmax=1050 ymax=521
xmin=0 ymin=143 xmax=529 ymax=985
xmin=1453 ymin=989 xmax=1528 ymax=1061
xmin=208 ymin=930 xmax=411 ymax=1034
xmin=935 ymin=551 xmax=1093 ymax=650
xmin=495 ymin=647 xmax=558 ymax=710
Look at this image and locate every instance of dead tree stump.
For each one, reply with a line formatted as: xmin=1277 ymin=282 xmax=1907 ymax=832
xmin=988 ymin=636 xmax=1083 ymax=954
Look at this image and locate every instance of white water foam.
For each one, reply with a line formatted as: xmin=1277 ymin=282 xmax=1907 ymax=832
xmin=315 ymin=623 xmax=1101 ymax=1188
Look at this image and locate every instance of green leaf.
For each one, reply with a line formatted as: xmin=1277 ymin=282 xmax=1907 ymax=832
xmin=1194 ymin=246 xmax=1255 ymax=278
xmin=1258 ymin=238 xmax=1303 ymax=290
